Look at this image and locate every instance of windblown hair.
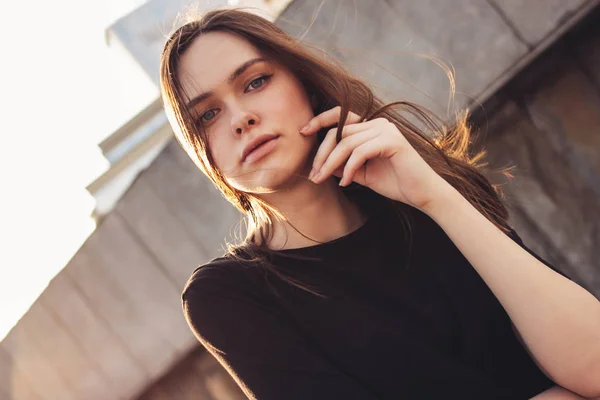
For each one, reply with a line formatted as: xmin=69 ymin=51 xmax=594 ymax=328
xmin=159 ymin=7 xmax=513 ymax=294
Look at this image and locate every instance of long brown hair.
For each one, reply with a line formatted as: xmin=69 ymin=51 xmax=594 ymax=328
xmin=159 ymin=7 xmax=512 ymax=294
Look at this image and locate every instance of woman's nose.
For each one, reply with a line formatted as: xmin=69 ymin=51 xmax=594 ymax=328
xmin=232 ymin=109 xmax=260 ymax=135
xmin=235 ymin=118 xmax=256 ymax=134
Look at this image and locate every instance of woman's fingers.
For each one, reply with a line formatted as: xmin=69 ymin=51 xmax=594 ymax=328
xmin=339 ymin=139 xmax=385 ymax=187
xmin=299 ymin=106 xmax=362 ymax=135
xmin=311 ymin=123 xmax=363 ymax=175
xmin=310 ymin=129 xmax=379 ymax=184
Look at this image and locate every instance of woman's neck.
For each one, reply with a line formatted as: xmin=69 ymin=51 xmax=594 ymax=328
xmin=260 ymin=179 xmax=368 ymax=251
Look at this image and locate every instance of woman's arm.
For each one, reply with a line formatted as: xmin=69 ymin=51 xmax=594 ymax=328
xmin=531 ymin=385 xmax=598 ymax=400
xmin=423 ymin=185 xmax=600 ymax=398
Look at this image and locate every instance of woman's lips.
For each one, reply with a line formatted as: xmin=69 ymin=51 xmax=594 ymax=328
xmin=243 ymin=136 xmax=280 ymax=164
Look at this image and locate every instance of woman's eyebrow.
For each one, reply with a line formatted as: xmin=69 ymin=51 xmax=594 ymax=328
xmin=186 ymin=57 xmax=267 ymax=109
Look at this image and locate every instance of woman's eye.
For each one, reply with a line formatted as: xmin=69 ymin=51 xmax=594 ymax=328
xmin=201 ymin=109 xmax=217 ymax=122
xmin=245 ymin=74 xmax=272 ymax=92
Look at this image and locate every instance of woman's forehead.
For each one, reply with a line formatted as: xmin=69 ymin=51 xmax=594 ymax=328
xmin=178 ymin=31 xmax=263 ymax=92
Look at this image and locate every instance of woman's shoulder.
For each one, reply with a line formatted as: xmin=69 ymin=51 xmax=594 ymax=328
xmin=181 ymin=253 xmax=285 ymax=349
xmin=184 ymin=255 xmax=235 ymax=285
xmin=182 ymin=252 xmax=269 ymax=304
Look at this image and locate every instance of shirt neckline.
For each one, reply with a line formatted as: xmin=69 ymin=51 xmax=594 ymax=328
xmin=265 ymin=210 xmax=384 ymax=262
xmin=280 ymin=216 xmax=372 ymax=250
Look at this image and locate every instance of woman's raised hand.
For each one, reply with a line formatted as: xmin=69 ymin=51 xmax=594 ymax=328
xmin=301 ymin=106 xmax=454 ymax=212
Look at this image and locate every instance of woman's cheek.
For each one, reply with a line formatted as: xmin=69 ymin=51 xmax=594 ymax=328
xmin=208 ymin=136 xmax=229 ymax=174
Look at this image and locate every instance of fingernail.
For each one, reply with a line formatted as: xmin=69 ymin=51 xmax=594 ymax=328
xmin=308 ymin=167 xmax=316 ymax=180
xmin=299 ymin=123 xmax=310 ymax=133
xmin=310 ymin=170 xmax=321 ymax=182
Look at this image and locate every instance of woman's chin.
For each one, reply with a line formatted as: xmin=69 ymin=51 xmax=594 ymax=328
xmin=230 ymin=165 xmax=304 ymax=194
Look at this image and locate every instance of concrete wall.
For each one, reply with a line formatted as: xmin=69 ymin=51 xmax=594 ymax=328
xmin=277 ymin=0 xmax=597 ymax=117
xmin=481 ymin=9 xmax=600 ymax=297
xmin=0 ymin=140 xmax=240 ymax=399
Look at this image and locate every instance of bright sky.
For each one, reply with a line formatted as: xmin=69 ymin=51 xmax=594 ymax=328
xmin=0 ymin=0 xmax=158 ymax=340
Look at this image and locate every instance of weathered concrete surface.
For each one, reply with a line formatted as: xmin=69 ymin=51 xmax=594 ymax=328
xmin=479 ymin=12 xmax=600 ymax=298
xmin=277 ymin=0 xmax=596 ymax=117
xmin=490 ymin=0 xmax=587 ymax=46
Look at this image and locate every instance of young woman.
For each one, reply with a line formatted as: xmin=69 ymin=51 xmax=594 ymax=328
xmin=159 ymin=8 xmax=600 ymax=400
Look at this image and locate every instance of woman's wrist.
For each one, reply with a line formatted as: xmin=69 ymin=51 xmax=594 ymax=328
xmin=529 ymin=385 xmax=596 ymax=400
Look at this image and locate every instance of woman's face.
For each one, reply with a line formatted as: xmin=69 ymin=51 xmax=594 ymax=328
xmin=178 ymin=31 xmax=317 ymax=193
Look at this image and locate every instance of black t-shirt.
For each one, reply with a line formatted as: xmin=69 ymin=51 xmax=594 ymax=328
xmin=182 ymin=204 xmax=564 ymax=399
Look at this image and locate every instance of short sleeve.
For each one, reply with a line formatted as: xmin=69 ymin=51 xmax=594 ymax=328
xmin=506 ymin=228 xmax=570 ymax=280
xmin=182 ymin=260 xmax=379 ymax=400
